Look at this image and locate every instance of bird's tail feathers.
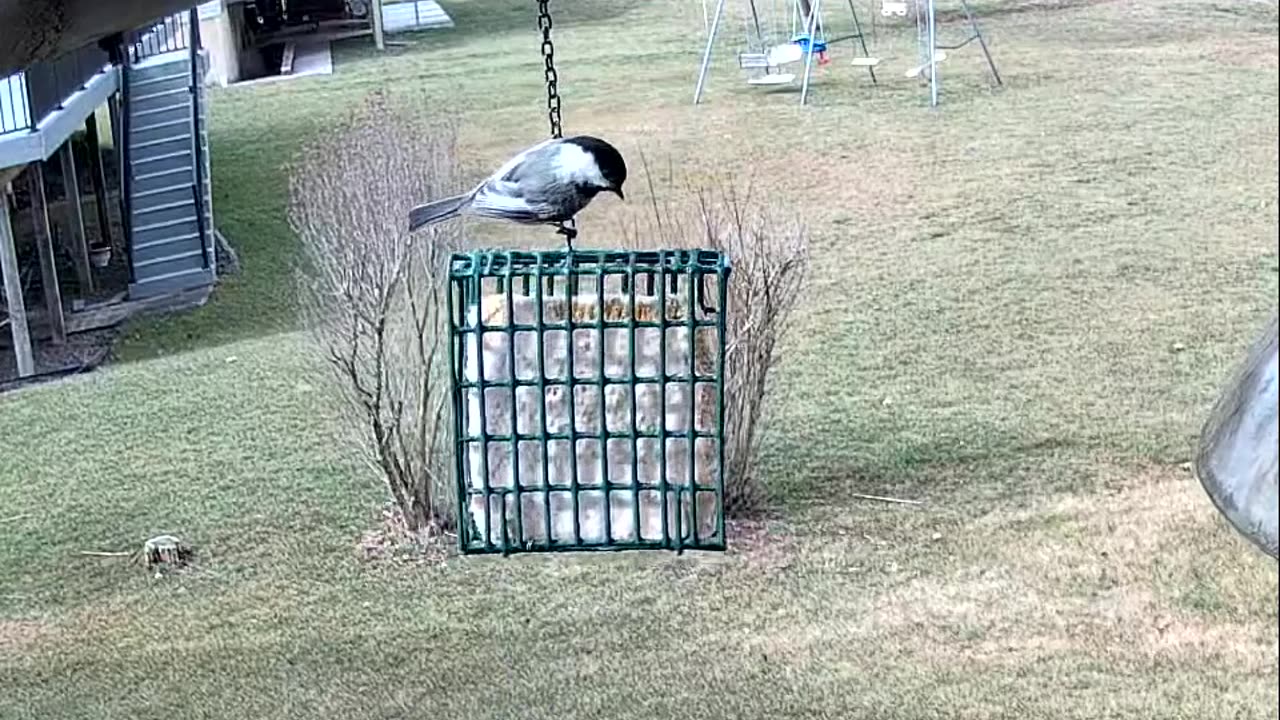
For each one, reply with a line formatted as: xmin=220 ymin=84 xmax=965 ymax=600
xmin=407 ymin=192 xmax=473 ymax=232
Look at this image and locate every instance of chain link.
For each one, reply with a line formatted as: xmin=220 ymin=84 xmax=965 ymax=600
xmin=537 ymin=0 xmax=576 ymax=247
xmin=537 ymin=0 xmax=562 ymax=140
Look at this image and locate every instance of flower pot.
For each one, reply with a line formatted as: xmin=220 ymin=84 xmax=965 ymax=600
xmin=89 ymin=245 xmax=111 ymax=268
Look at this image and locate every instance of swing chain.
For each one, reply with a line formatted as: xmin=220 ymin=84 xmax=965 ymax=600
xmin=537 ymin=0 xmax=563 ymax=140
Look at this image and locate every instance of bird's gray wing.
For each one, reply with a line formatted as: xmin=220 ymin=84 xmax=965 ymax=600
xmin=468 ymin=181 xmax=558 ymax=223
xmin=495 ymin=137 xmax=560 ymax=184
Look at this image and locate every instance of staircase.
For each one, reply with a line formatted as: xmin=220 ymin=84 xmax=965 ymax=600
xmin=123 ymin=49 xmax=215 ymax=299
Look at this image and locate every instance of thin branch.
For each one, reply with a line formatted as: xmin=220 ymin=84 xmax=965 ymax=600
xmin=849 ymin=493 xmax=924 ymax=506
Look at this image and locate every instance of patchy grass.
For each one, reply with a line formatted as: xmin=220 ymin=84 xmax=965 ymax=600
xmin=2 ymin=0 xmax=1277 ymax=717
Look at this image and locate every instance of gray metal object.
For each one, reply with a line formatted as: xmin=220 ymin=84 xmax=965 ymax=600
xmin=915 ymin=0 xmax=1000 ymax=108
xmin=693 ymin=0 xmax=727 ymax=105
xmin=798 ymin=0 xmax=821 ymax=106
xmin=1194 ymin=313 xmax=1279 ymax=559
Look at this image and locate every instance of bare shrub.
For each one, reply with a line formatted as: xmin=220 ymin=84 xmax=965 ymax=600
xmin=288 ymin=92 xmax=464 ymax=536
xmin=617 ymin=156 xmax=809 ymax=515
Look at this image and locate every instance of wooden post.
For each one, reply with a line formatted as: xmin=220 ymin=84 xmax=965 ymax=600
xmin=84 ymin=113 xmax=114 ymax=253
xmin=26 ymin=163 xmax=67 ymax=345
xmin=59 ymin=142 xmax=94 ymax=294
xmin=0 ymin=181 xmax=34 ymax=377
xmin=371 ymin=0 xmax=385 ymax=51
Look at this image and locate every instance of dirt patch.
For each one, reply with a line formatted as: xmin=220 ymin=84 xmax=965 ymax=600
xmin=1203 ymin=39 xmax=1280 ymax=70
xmin=743 ymin=465 xmax=1277 ymax=673
xmin=0 ymin=619 xmax=53 ymax=653
xmin=0 ymin=326 xmax=118 ymax=391
xmin=725 ymin=517 xmax=799 ymax=572
xmin=356 ymin=503 xmax=453 ymax=566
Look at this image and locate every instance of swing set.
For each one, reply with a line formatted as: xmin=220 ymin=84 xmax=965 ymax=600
xmin=694 ymin=0 xmax=1002 ymax=107
xmin=697 ymin=0 xmax=879 ymax=105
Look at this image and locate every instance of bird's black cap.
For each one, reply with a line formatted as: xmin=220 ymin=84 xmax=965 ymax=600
xmin=565 ymin=135 xmax=627 ymax=195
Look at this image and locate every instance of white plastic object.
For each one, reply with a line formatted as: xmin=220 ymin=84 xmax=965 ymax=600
xmin=747 ymin=73 xmax=796 ymax=86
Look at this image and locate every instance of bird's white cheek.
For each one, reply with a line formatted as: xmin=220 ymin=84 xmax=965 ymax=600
xmin=555 ymin=145 xmax=607 ymax=186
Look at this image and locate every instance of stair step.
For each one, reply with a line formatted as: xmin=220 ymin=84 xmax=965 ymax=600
xmin=127 ymin=57 xmax=191 ymax=84
xmin=132 ymin=103 xmax=192 ymax=120
xmin=133 ymin=165 xmax=191 ymax=183
xmin=131 ymin=86 xmax=189 ymax=104
xmin=130 ymin=121 xmax=193 ymax=147
xmin=129 ymin=267 xmax=213 ymax=299
xmin=133 ymin=218 xmax=201 ymax=249
xmin=131 ymin=231 xmax=203 ymax=264
xmin=131 ymin=118 xmax=188 ymax=136
xmin=134 ymin=214 xmax=199 ymax=234
xmin=131 ymin=141 xmax=192 ymax=164
xmin=136 ymin=267 xmax=207 ymax=284
xmin=128 ymin=106 xmax=189 ymax=132
xmin=134 ymin=248 xmax=204 ymax=270
xmin=131 ymin=134 xmax=192 ymax=153
xmin=133 ymin=182 xmax=194 ymax=200
xmin=130 ymin=71 xmax=189 ymax=89
xmin=133 ymin=169 xmax=194 ymax=196
xmin=134 ymin=231 xmax=202 ymax=253
xmin=133 ymin=196 xmax=198 ymax=221
xmin=131 ymin=149 xmax=192 ymax=167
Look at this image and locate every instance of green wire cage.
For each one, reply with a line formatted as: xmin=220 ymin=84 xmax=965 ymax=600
xmin=447 ymin=249 xmax=731 ymax=554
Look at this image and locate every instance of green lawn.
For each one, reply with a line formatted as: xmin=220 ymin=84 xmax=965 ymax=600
xmin=3 ymin=0 xmax=1278 ymax=717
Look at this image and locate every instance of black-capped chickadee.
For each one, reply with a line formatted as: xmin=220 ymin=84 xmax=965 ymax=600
xmin=407 ymin=135 xmax=627 ymax=242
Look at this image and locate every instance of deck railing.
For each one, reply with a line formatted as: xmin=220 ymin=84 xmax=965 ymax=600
xmin=126 ymin=11 xmax=194 ymax=64
xmin=0 ymin=42 xmax=111 ymax=136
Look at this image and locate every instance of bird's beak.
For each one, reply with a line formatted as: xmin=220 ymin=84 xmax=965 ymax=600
xmin=613 ymin=187 xmax=625 ymax=201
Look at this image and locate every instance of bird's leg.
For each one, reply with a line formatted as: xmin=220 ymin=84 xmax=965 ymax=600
xmin=556 ymin=222 xmax=578 ymax=250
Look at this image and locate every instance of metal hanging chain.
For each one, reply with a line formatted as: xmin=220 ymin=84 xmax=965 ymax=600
xmin=537 ymin=0 xmax=578 ymax=249
xmin=537 ymin=0 xmax=563 ymax=140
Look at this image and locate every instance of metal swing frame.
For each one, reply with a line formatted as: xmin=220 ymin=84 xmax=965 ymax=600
xmin=694 ymin=0 xmax=878 ymax=106
xmin=912 ymin=0 xmax=1002 ymax=107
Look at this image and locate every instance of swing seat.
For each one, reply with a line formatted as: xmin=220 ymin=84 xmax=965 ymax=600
xmin=850 ymin=57 xmax=882 ymax=67
xmin=766 ymin=43 xmax=804 ymax=67
xmin=790 ymin=35 xmax=827 ymax=54
xmin=881 ymin=1 xmax=908 ymax=16
xmin=747 ymin=73 xmax=796 ymax=86
xmin=905 ymin=51 xmax=947 ymax=78
xmin=738 ymin=52 xmax=771 ymax=69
